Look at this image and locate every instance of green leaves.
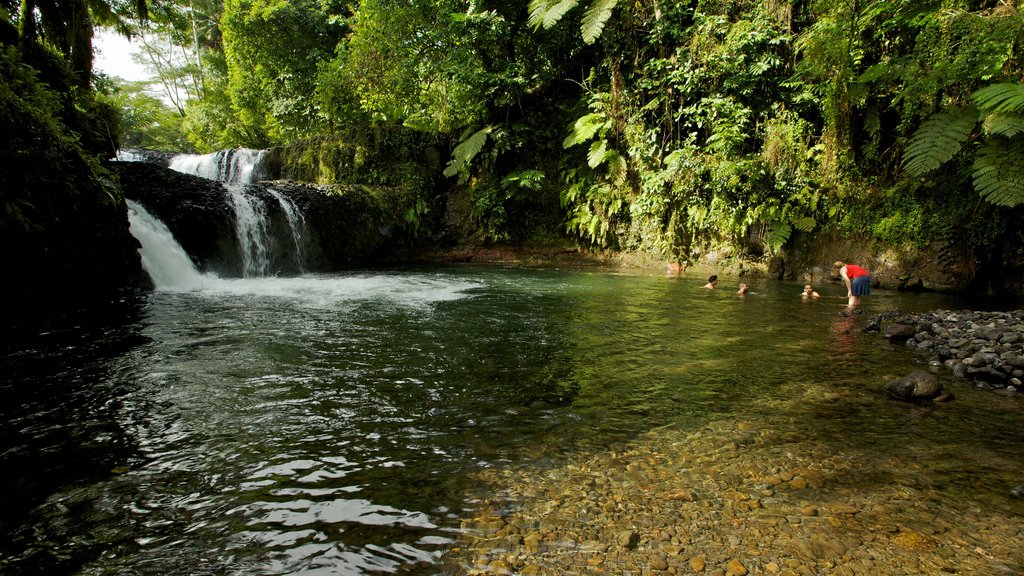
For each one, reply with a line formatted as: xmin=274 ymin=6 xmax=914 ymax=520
xmin=528 ymin=0 xmax=578 ymax=30
xmin=902 ymin=108 xmax=978 ymax=178
xmin=563 ymin=112 xmax=608 ymax=148
xmin=902 ymin=83 xmax=1024 ymax=206
xmin=581 ymin=0 xmax=617 ymax=45
xmin=973 ymin=83 xmax=1024 ymax=114
xmin=973 ymin=139 xmax=1024 ymax=207
xmin=443 ymin=125 xmax=493 ymax=178
xmin=527 ymin=0 xmax=618 ymax=44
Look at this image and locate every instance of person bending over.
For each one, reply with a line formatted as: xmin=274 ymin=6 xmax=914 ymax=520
xmin=834 ymin=261 xmax=871 ymax=309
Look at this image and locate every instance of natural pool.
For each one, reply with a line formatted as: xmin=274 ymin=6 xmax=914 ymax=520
xmin=1 ymin=266 xmax=1021 ymax=575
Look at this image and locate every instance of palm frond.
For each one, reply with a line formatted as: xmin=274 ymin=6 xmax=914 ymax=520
xmin=972 ymin=139 xmax=1024 ymax=207
xmin=902 ymin=107 xmax=978 ymax=177
xmin=985 ymin=112 xmax=1024 ymax=139
xmin=443 ymin=125 xmax=492 ymax=177
xmin=973 ymin=83 xmax=1024 ymax=114
xmin=581 ymin=0 xmax=618 ymax=44
xmin=528 ymin=0 xmax=579 ymax=30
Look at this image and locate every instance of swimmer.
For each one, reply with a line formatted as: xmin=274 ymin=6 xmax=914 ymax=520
xmin=737 ymin=283 xmax=749 ymax=295
xmin=704 ymin=275 xmax=718 ymax=289
xmin=801 ymin=284 xmax=821 ymax=299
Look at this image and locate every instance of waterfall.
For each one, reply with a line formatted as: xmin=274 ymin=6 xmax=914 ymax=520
xmin=127 ymin=200 xmax=211 ymax=291
xmin=168 ymin=148 xmax=309 ymax=276
xmin=168 ymin=148 xmax=267 ymax=184
xmin=226 ymin=183 xmax=272 ymax=277
xmin=268 ymin=188 xmax=308 ymax=273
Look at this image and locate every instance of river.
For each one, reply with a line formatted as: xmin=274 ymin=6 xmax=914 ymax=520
xmin=1 ymin=266 xmax=1021 ymax=575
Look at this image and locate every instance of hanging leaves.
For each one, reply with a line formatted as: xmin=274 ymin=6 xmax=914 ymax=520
xmin=973 ymin=83 xmax=1024 ymax=114
xmin=902 ymin=108 xmax=978 ymax=178
xmin=972 ymin=139 xmax=1024 ymax=207
xmin=443 ymin=125 xmax=493 ymax=178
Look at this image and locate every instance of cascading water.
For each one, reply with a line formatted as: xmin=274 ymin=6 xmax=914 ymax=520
xmin=226 ymin=183 xmax=272 ymax=277
xmin=268 ymin=187 xmax=308 ymax=273
xmin=168 ymin=148 xmax=268 ymax=184
xmin=127 ymin=199 xmax=211 ymax=291
xmin=168 ymin=148 xmax=309 ymax=276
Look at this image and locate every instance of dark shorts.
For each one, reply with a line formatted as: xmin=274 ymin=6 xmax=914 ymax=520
xmin=851 ymin=275 xmax=872 ymax=296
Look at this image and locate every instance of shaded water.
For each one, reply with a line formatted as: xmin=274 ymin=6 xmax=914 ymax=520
xmin=1 ymin=267 xmax=1021 ymax=575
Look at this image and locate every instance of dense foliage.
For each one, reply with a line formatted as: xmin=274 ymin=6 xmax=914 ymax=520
xmin=0 ymin=17 xmax=146 ymax=306
xmin=4 ymin=0 xmax=1024 ymax=285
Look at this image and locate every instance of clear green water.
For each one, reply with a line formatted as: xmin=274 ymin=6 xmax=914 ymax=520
xmin=1 ymin=265 xmax=1021 ymax=575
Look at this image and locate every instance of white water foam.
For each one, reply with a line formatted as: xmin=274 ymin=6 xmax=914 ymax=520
xmin=194 ymin=274 xmax=482 ymax=309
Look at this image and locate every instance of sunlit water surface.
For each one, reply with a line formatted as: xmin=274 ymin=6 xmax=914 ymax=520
xmin=2 ymin=266 xmax=1021 ymax=575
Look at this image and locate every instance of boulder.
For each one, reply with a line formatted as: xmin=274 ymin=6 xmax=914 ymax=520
xmin=884 ymin=371 xmax=944 ymax=402
xmin=884 ymin=323 xmax=917 ymax=342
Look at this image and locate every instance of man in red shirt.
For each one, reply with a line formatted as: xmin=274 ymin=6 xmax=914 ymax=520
xmin=835 ymin=260 xmax=871 ymax=309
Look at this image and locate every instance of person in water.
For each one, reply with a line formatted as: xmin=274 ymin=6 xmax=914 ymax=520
xmin=704 ymin=275 xmax=718 ymax=289
xmin=737 ymin=282 xmax=749 ymax=295
xmin=801 ymin=284 xmax=821 ymax=299
xmin=835 ymin=261 xmax=871 ymax=309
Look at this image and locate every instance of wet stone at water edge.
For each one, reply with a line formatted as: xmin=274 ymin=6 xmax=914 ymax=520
xmin=877 ymin=309 xmax=1024 ymax=395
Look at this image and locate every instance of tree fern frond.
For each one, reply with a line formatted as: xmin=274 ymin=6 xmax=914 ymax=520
xmin=972 ymin=139 xmax=1024 ymax=207
xmin=973 ymin=83 xmax=1024 ymax=113
xmin=984 ymin=112 xmax=1024 ymax=138
xmin=528 ymin=0 xmax=579 ymax=30
xmin=443 ymin=125 xmax=492 ymax=177
xmin=563 ymin=112 xmax=607 ymax=147
xmin=902 ymin=108 xmax=978 ymax=177
xmin=581 ymin=0 xmax=618 ymax=44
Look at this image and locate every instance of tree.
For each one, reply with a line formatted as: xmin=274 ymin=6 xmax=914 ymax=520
xmin=16 ymin=0 xmax=148 ymax=88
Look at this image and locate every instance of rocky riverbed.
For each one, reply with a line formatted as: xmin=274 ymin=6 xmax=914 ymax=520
xmin=874 ymin=309 xmax=1024 ymax=396
xmin=443 ymin=418 xmax=1021 ymax=575
xmin=440 ymin=309 xmax=1024 ymax=576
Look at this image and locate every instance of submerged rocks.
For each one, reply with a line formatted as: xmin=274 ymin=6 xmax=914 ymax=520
xmin=877 ymin=309 xmax=1024 ymax=394
xmin=884 ymin=371 xmax=943 ymax=402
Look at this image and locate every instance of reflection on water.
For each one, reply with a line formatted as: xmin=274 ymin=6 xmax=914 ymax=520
xmin=1 ymin=266 xmax=1021 ymax=575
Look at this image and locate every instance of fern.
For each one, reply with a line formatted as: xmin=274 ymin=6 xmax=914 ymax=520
xmin=563 ymin=112 xmax=607 ymax=147
xmin=791 ymin=215 xmax=816 ymax=232
xmin=765 ymin=220 xmax=792 ymax=251
xmin=502 ymin=170 xmax=545 ymax=191
xmin=973 ymin=83 xmax=1024 ymax=114
xmin=606 ymin=151 xmax=627 ymax=185
xmin=587 ymin=140 xmax=608 ymax=168
xmin=528 ymin=0 xmax=579 ymax=30
xmin=443 ymin=125 xmax=492 ymax=177
xmin=985 ymin=112 xmax=1024 ymax=139
xmin=902 ymin=107 xmax=978 ymax=177
xmin=972 ymin=139 xmax=1024 ymax=207
xmin=581 ymin=0 xmax=618 ymax=44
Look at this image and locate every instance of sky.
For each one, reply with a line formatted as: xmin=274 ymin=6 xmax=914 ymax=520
xmin=93 ymin=29 xmax=150 ymax=82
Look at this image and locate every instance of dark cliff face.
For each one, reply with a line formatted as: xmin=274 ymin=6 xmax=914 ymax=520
xmin=1 ymin=169 xmax=150 ymax=319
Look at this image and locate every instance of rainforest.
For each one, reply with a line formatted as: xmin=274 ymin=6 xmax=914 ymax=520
xmin=2 ymin=0 xmax=1024 ymax=306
